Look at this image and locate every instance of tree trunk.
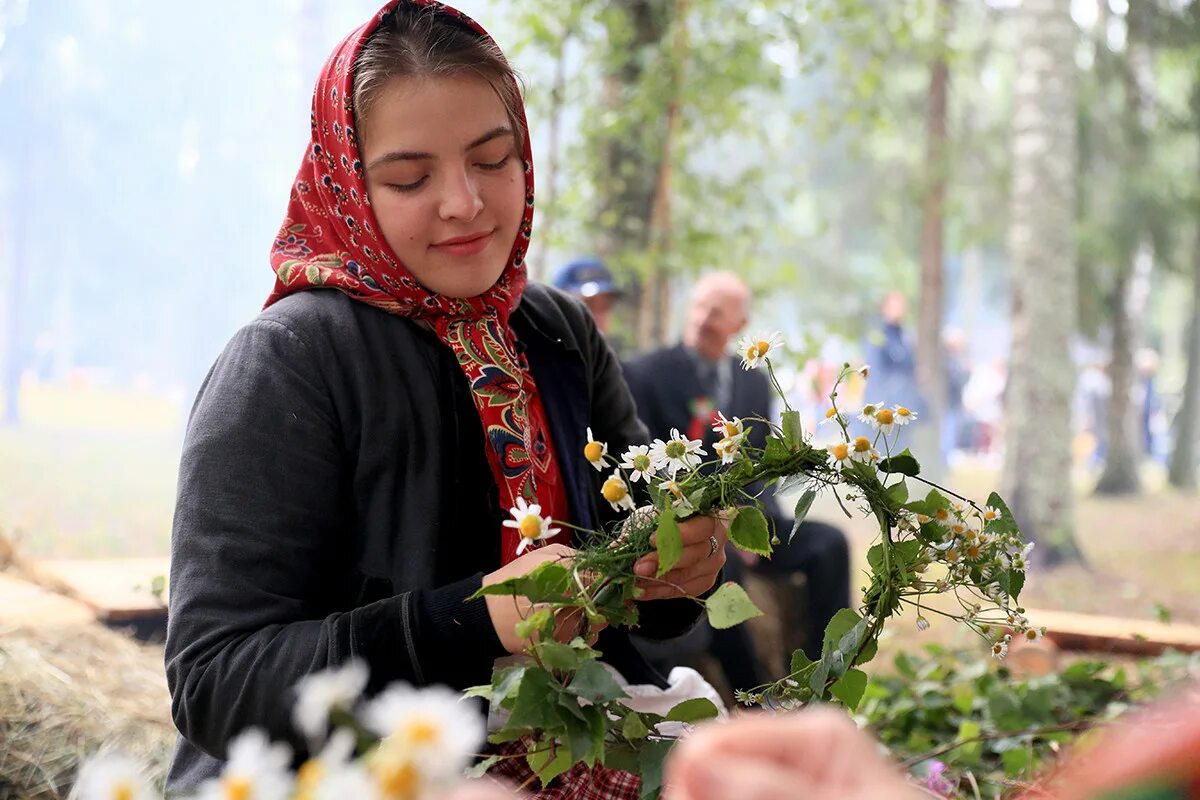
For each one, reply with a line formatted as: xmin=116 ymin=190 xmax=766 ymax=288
xmin=1001 ymin=0 xmax=1082 ymax=566
xmin=916 ymin=0 xmax=953 ymax=481
xmin=1168 ymin=185 xmax=1200 ymax=489
xmin=529 ymin=16 xmax=573 ymax=284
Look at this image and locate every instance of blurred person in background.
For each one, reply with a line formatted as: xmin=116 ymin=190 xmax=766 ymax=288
xmin=862 ymin=290 xmax=925 ymax=431
xmin=942 ymin=327 xmax=969 ymax=466
xmin=552 ymin=257 xmax=622 ymax=335
xmin=622 ymin=272 xmax=851 ymax=692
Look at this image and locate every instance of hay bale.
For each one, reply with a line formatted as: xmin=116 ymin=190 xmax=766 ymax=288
xmin=0 ymin=623 xmax=174 ymax=799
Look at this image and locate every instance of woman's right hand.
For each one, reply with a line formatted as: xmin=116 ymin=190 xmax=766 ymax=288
xmin=482 ymin=543 xmax=604 ymax=655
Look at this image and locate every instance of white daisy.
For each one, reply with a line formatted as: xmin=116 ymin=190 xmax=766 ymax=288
xmin=991 ymin=634 xmax=1012 ymax=660
xmin=294 ymin=730 xmax=375 ymax=800
xmin=362 ymin=684 xmax=484 ymax=780
xmin=818 ymin=407 xmax=847 ymax=427
xmin=502 ymin=496 xmax=560 ymax=556
xmin=73 ymin=753 xmax=154 ymax=800
xmin=893 ymin=405 xmax=917 ymax=426
xmin=601 ymin=471 xmax=637 ymax=513
xmin=649 ymin=428 xmax=706 ymax=477
xmin=292 ymin=659 xmax=369 ymax=742
xmin=981 ymin=506 xmax=1002 ymax=523
xmin=848 ymin=436 xmax=879 ymax=464
xmin=1001 ymin=542 xmax=1034 ymax=571
xmin=618 ymin=444 xmax=658 ymax=483
xmin=196 ymin=729 xmax=293 ymax=800
xmin=869 ymin=406 xmax=898 ymax=436
xmin=737 ymin=331 xmax=784 ymax=370
xmin=711 ymin=412 xmax=745 ymax=439
xmin=856 ymin=401 xmax=886 ymax=425
xmin=1022 ymin=626 xmax=1046 ymax=643
xmin=713 ymin=433 xmax=746 ymax=465
xmin=583 ymin=427 xmax=608 ymax=472
xmin=826 ymin=441 xmax=854 ymax=470
xmin=657 ymin=478 xmax=691 ymax=511
xmin=857 ymin=364 xmax=871 ymax=378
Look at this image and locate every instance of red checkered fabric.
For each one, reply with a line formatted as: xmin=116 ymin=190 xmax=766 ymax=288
xmin=486 ymin=741 xmax=642 ymax=799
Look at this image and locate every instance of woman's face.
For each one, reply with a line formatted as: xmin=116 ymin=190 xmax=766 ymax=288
xmin=360 ymin=74 xmax=525 ymax=299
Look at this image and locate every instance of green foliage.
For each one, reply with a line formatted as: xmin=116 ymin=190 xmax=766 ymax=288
xmin=861 ymin=646 xmax=1200 ymax=797
xmin=704 ymin=581 xmax=764 ymax=629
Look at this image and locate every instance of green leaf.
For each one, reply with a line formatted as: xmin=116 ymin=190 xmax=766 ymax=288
xmin=885 ymin=480 xmax=908 ymax=505
xmin=463 ymin=683 xmax=493 ymax=701
xmin=988 ymin=689 xmax=1026 ymax=731
xmin=565 ymin=705 xmax=606 ymax=767
xmin=539 ymin=641 xmax=583 ymax=673
xmin=830 ymin=668 xmax=868 ymax=709
xmin=566 ymin=660 xmax=629 ymax=704
xmin=904 ymin=489 xmax=951 ymax=517
xmin=528 ymin=745 xmax=573 ymax=786
xmin=665 ymin=697 xmax=719 ymax=723
xmin=790 ymin=648 xmax=814 ymax=675
xmin=507 ymin=669 xmax=562 ymax=729
xmin=822 ymin=608 xmax=877 ymax=665
xmin=638 ymin=739 xmax=674 ymax=800
xmin=878 ymin=448 xmax=920 ymax=476
xmin=704 ymin=581 xmax=764 ymax=629
xmin=471 ymin=561 xmax=573 ymax=604
xmin=1001 ymin=746 xmax=1032 ymax=777
xmin=985 ymin=492 xmax=1020 ymax=534
xmin=999 ymin=569 xmax=1026 ymax=602
xmin=782 ymin=409 xmax=803 ymax=449
xmin=763 ymin=436 xmax=790 ymax=464
xmin=729 ymin=506 xmax=772 ymax=556
xmin=491 ymin=665 xmax=526 ymax=708
xmin=789 ymin=489 xmax=817 ymax=544
xmin=655 ymin=508 xmax=683 ymax=578
xmin=1152 ymin=602 xmax=1173 ymax=624
xmin=956 ymin=719 xmax=983 ymax=765
xmin=515 ymin=608 xmax=554 ymax=640
xmin=622 ymin=712 xmax=650 ymax=740
xmin=464 ymin=754 xmax=503 ymax=779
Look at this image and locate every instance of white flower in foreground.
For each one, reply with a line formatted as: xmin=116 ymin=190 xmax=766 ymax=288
xmin=857 ymin=364 xmax=871 ymax=378
xmin=502 ymin=496 xmax=560 ymax=555
xmin=1001 ymin=542 xmax=1034 ymax=572
xmin=714 ymin=433 xmax=746 ymax=465
xmin=583 ymin=427 xmax=608 ymax=472
xmin=826 ymin=441 xmax=854 ymax=471
xmin=893 ymin=405 xmax=917 ymax=426
xmin=618 ymin=444 xmax=658 ymax=483
xmin=737 ymin=331 xmax=784 ymax=370
xmin=658 ymin=478 xmax=691 ymax=511
xmin=818 ymin=407 xmax=848 ymax=427
xmin=650 ymin=428 xmax=706 ymax=477
xmin=869 ymin=407 xmax=897 ymax=436
xmin=981 ymin=506 xmax=1002 ymax=523
xmin=294 ymin=730 xmax=375 ymax=800
xmin=849 ymin=436 xmax=879 ymax=464
xmin=73 ymin=753 xmax=154 ymax=800
xmin=991 ymin=634 xmax=1012 ymax=660
xmin=196 ymin=729 xmax=293 ymax=800
xmin=601 ymin=471 xmax=637 ymax=513
xmin=363 ymin=684 xmax=483 ymax=779
xmin=292 ymin=659 xmax=369 ymax=743
xmin=1022 ymin=626 xmax=1047 ymax=643
xmin=856 ymin=401 xmax=886 ymax=425
xmin=711 ymin=412 xmax=745 ymax=439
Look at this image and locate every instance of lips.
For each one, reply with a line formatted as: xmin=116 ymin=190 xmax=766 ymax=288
xmin=431 ymin=230 xmax=494 ymax=257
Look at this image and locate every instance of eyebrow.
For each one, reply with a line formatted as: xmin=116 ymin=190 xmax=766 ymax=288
xmin=366 ymin=126 xmax=514 ymax=170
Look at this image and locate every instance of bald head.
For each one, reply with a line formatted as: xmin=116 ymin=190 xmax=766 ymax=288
xmin=683 ymin=271 xmax=751 ymax=361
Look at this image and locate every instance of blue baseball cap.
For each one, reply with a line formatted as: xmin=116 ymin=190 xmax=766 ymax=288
xmin=552 ymin=258 xmax=621 ymax=298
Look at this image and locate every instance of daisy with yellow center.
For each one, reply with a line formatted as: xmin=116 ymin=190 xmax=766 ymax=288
xmin=870 ymin=407 xmax=897 ymax=435
xmin=712 ymin=411 xmax=746 ymax=438
xmin=818 ymin=407 xmax=847 ymax=427
xmin=362 ymin=684 xmax=484 ymax=781
xmin=934 ymin=507 xmax=951 ymax=523
xmin=1023 ymin=626 xmax=1046 ymax=642
xmin=737 ymin=331 xmax=784 ymax=370
xmin=502 ymin=496 xmax=560 ymax=556
xmin=583 ymin=427 xmax=608 ymax=472
xmin=991 ymin=634 xmax=1011 ymax=659
xmin=657 ymin=478 xmax=691 ymax=510
xmin=649 ymin=428 xmax=706 ymax=477
xmin=857 ymin=401 xmax=886 ymax=425
xmin=601 ymin=471 xmax=636 ymax=512
xmin=200 ymin=729 xmax=293 ymax=800
xmin=714 ymin=433 xmax=746 ymax=465
xmin=849 ymin=435 xmax=879 ymax=463
xmin=893 ymin=405 xmax=917 ymax=425
xmin=981 ymin=506 xmax=1001 ymax=523
xmin=618 ymin=444 xmax=657 ymax=483
xmin=72 ymin=754 xmax=154 ymax=800
xmin=827 ymin=442 xmax=854 ymax=470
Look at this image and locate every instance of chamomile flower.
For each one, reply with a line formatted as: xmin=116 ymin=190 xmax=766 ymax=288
xmin=503 ymin=496 xmax=560 ymax=555
xmin=819 ymin=407 xmax=848 ymax=427
xmin=292 ymin=659 xmax=369 ymax=742
xmin=583 ymin=427 xmax=608 ymax=472
xmin=73 ymin=753 xmax=154 ymax=800
xmin=1001 ymin=542 xmax=1034 ymax=571
xmin=712 ymin=412 xmax=746 ymax=439
xmin=196 ymin=729 xmax=293 ymax=800
xmin=916 ymin=616 xmax=930 ymax=632
xmin=870 ymin=407 xmax=897 ymax=436
xmin=951 ymin=500 xmax=971 ymax=518
xmin=737 ymin=331 xmax=784 ymax=370
xmin=658 ymin=478 xmax=691 ymax=510
xmin=991 ymin=634 xmax=1012 ymax=660
xmin=1023 ymin=626 xmax=1047 ymax=643
xmin=857 ymin=364 xmax=871 ymax=378
xmin=714 ymin=433 xmax=746 ymax=465
xmin=650 ymin=428 xmax=706 ymax=477
xmin=619 ymin=444 xmax=658 ymax=483
xmin=827 ymin=441 xmax=854 ymax=470
xmin=601 ymin=471 xmax=637 ymax=512
xmin=849 ymin=436 xmax=879 ymax=464
xmin=893 ymin=406 xmax=918 ymax=426
xmin=981 ymin=506 xmax=1002 ymax=523
xmin=363 ymin=684 xmax=484 ymax=779
xmin=294 ymin=730 xmax=375 ymax=800
xmin=857 ymin=401 xmax=886 ymax=425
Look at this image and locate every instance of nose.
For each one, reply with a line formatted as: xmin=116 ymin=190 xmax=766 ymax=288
xmin=438 ymin=167 xmax=483 ymax=221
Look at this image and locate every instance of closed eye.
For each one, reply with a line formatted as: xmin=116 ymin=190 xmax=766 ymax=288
xmin=387 ymin=177 xmax=428 ymax=193
xmin=477 ymin=156 xmax=510 ymax=171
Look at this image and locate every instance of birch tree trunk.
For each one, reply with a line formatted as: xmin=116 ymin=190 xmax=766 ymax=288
xmin=1001 ymin=0 xmax=1082 ymax=565
xmin=1168 ymin=79 xmax=1200 ymax=491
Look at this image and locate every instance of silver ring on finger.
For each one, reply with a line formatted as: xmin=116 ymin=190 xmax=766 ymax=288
xmin=707 ymin=535 xmax=719 ymax=558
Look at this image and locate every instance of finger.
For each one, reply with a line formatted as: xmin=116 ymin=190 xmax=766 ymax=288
xmin=635 ymin=563 xmax=721 ymax=600
xmin=667 ymin=754 xmax=814 ymax=800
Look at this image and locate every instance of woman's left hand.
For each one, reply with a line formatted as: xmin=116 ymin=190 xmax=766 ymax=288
xmin=631 ymin=512 xmax=729 ymax=601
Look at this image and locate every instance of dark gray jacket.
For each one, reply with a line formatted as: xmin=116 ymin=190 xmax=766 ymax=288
xmin=165 ymin=284 xmax=702 ymax=790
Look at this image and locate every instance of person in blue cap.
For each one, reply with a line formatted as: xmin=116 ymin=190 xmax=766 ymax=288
xmin=553 ymin=257 xmax=621 ymax=334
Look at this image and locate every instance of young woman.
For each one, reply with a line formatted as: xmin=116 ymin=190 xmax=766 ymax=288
xmin=164 ymin=2 xmax=728 ymax=796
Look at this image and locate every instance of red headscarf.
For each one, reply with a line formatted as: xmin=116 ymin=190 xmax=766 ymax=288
xmin=265 ymin=0 xmax=568 ymax=563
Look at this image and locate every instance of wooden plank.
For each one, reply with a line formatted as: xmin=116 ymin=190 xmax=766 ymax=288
xmin=1024 ymin=607 xmax=1200 ymax=656
xmin=35 ymin=558 xmax=169 ymax=622
xmin=0 ymin=572 xmax=95 ymax=627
